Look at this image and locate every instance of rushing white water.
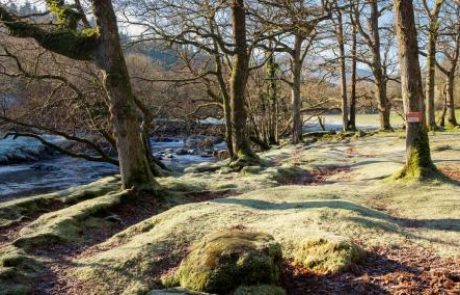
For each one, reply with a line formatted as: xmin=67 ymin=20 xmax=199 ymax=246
xmin=0 ymin=136 xmax=223 ymax=200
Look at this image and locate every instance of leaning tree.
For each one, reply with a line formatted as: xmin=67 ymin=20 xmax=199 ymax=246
xmin=0 ymin=0 xmax=159 ymax=189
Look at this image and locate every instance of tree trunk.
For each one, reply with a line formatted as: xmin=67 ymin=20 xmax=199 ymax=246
xmin=439 ymin=84 xmax=448 ymax=127
xmin=348 ymin=6 xmax=358 ymax=131
xmin=230 ymin=0 xmax=257 ymax=165
xmin=93 ymin=0 xmax=157 ymax=188
xmin=394 ymin=0 xmax=436 ymax=180
xmin=376 ymin=81 xmax=391 ymax=130
xmin=425 ymin=4 xmax=443 ymax=131
xmin=291 ymin=34 xmax=303 ymax=144
xmin=336 ymin=9 xmax=349 ymax=131
xmin=370 ymin=0 xmax=392 ymax=131
xmin=267 ymin=54 xmax=279 ymax=145
xmin=223 ymin=95 xmax=235 ymax=158
xmin=445 ymin=76 xmax=458 ymax=127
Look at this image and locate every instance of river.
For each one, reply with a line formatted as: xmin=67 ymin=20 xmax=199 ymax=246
xmin=0 ymin=114 xmax=402 ymax=200
xmin=0 ymin=136 xmax=225 ymax=200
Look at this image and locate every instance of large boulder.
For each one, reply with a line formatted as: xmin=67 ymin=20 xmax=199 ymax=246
xmin=163 ymin=228 xmax=282 ymax=294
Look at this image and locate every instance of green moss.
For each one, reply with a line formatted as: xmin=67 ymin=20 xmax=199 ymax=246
xmin=46 ymin=0 xmax=83 ymax=29
xmin=0 ymin=246 xmax=44 ymax=294
xmin=0 ymin=176 xmax=121 ymax=229
xmin=229 ymin=151 xmax=262 ymax=171
xmin=234 ymin=285 xmax=286 ymax=295
xmin=165 ymin=228 xmax=282 ymax=294
xmin=293 ymin=235 xmax=365 ymax=273
xmin=0 ymin=6 xmax=99 ymax=60
xmin=393 ymin=126 xmax=440 ymax=182
xmin=14 ymin=190 xmax=127 ymax=249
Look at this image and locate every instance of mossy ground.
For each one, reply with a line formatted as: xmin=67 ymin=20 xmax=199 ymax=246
xmin=163 ymin=228 xmax=282 ymax=293
xmin=1 ymin=131 xmax=460 ymax=294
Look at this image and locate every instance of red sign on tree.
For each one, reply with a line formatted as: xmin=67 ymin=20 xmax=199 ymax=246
xmin=406 ymin=112 xmax=423 ymax=123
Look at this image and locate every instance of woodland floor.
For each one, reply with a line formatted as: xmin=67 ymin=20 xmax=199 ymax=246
xmin=1 ymin=130 xmax=460 ymax=295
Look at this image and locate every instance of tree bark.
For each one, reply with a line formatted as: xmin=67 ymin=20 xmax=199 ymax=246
xmin=424 ymin=1 xmax=443 ymax=131
xmin=348 ymin=7 xmax=358 ymax=131
xmin=291 ymin=34 xmax=303 ymax=144
xmin=445 ymin=76 xmax=458 ymax=127
xmin=230 ymin=0 xmax=257 ymax=164
xmin=394 ymin=0 xmax=436 ymax=180
xmin=93 ymin=0 xmax=157 ymax=188
xmin=376 ymin=80 xmax=391 ymax=130
xmin=362 ymin=0 xmax=392 ymax=131
xmin=335 ymin=8 xmax=349 ymax=131
xmin=267 ymin=54 xmax=279 ymax=145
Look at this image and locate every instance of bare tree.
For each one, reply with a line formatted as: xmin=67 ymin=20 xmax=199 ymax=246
xmin=0 ymin=0 xmax=158 ymax=189
xmin=354 ymin=0 xmax=393 ymax=131
xmin=420 ymin=0 xmax=445 ymax=130
xmin=434 ymin=2 xmax=460 ymax=128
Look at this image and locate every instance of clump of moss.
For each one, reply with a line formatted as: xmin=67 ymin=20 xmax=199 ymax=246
xmin=229 ymin=152 xmax=263 ymax=171
xmin=264 ymin=164 xmax=309 ymax=184
xmin=0 ymin=245 xmax=44 ymax=294
xmin=163 ymin=228 xmax=282 ymax=294
xmin=240 ymin=166 xmax=264 ymax=176
xmin=14 ymin=190 xmax=127 ymax=249
xmin=234 ymin=285 xmax=286 ymax=295
xmin=0 ymin=176 xmax=120 ymax=229
xmin=293 ymin=236 xmax=365 ymax=274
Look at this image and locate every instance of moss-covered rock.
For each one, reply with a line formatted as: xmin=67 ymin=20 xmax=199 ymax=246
xmin=233 ymin=285 xmax=286 ymax=295
xmin=164 ymin=228 xmax=282 ymax=294
xmin=293 ymin=236 xmax=365 ymax=273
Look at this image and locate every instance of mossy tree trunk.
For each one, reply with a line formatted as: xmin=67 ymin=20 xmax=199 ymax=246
xmin=0 ymin=1 xmax=159 ymax=189
xmin=394 ymin=0 xmax=437 ymax=180
xmin=230 ymin=0 xmax=257 ymax=164
xmin=93 ymin=0 xmax=158 ymax=188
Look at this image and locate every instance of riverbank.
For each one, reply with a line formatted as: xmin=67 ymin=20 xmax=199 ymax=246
xmin=0 ymin=130 xmax=459 ymax=294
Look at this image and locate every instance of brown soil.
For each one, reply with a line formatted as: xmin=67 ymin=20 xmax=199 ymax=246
xmin=282 ymin=246 xmax=460 ymax=295
xmin=0 ymin=201 xmax=65 ymax=247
